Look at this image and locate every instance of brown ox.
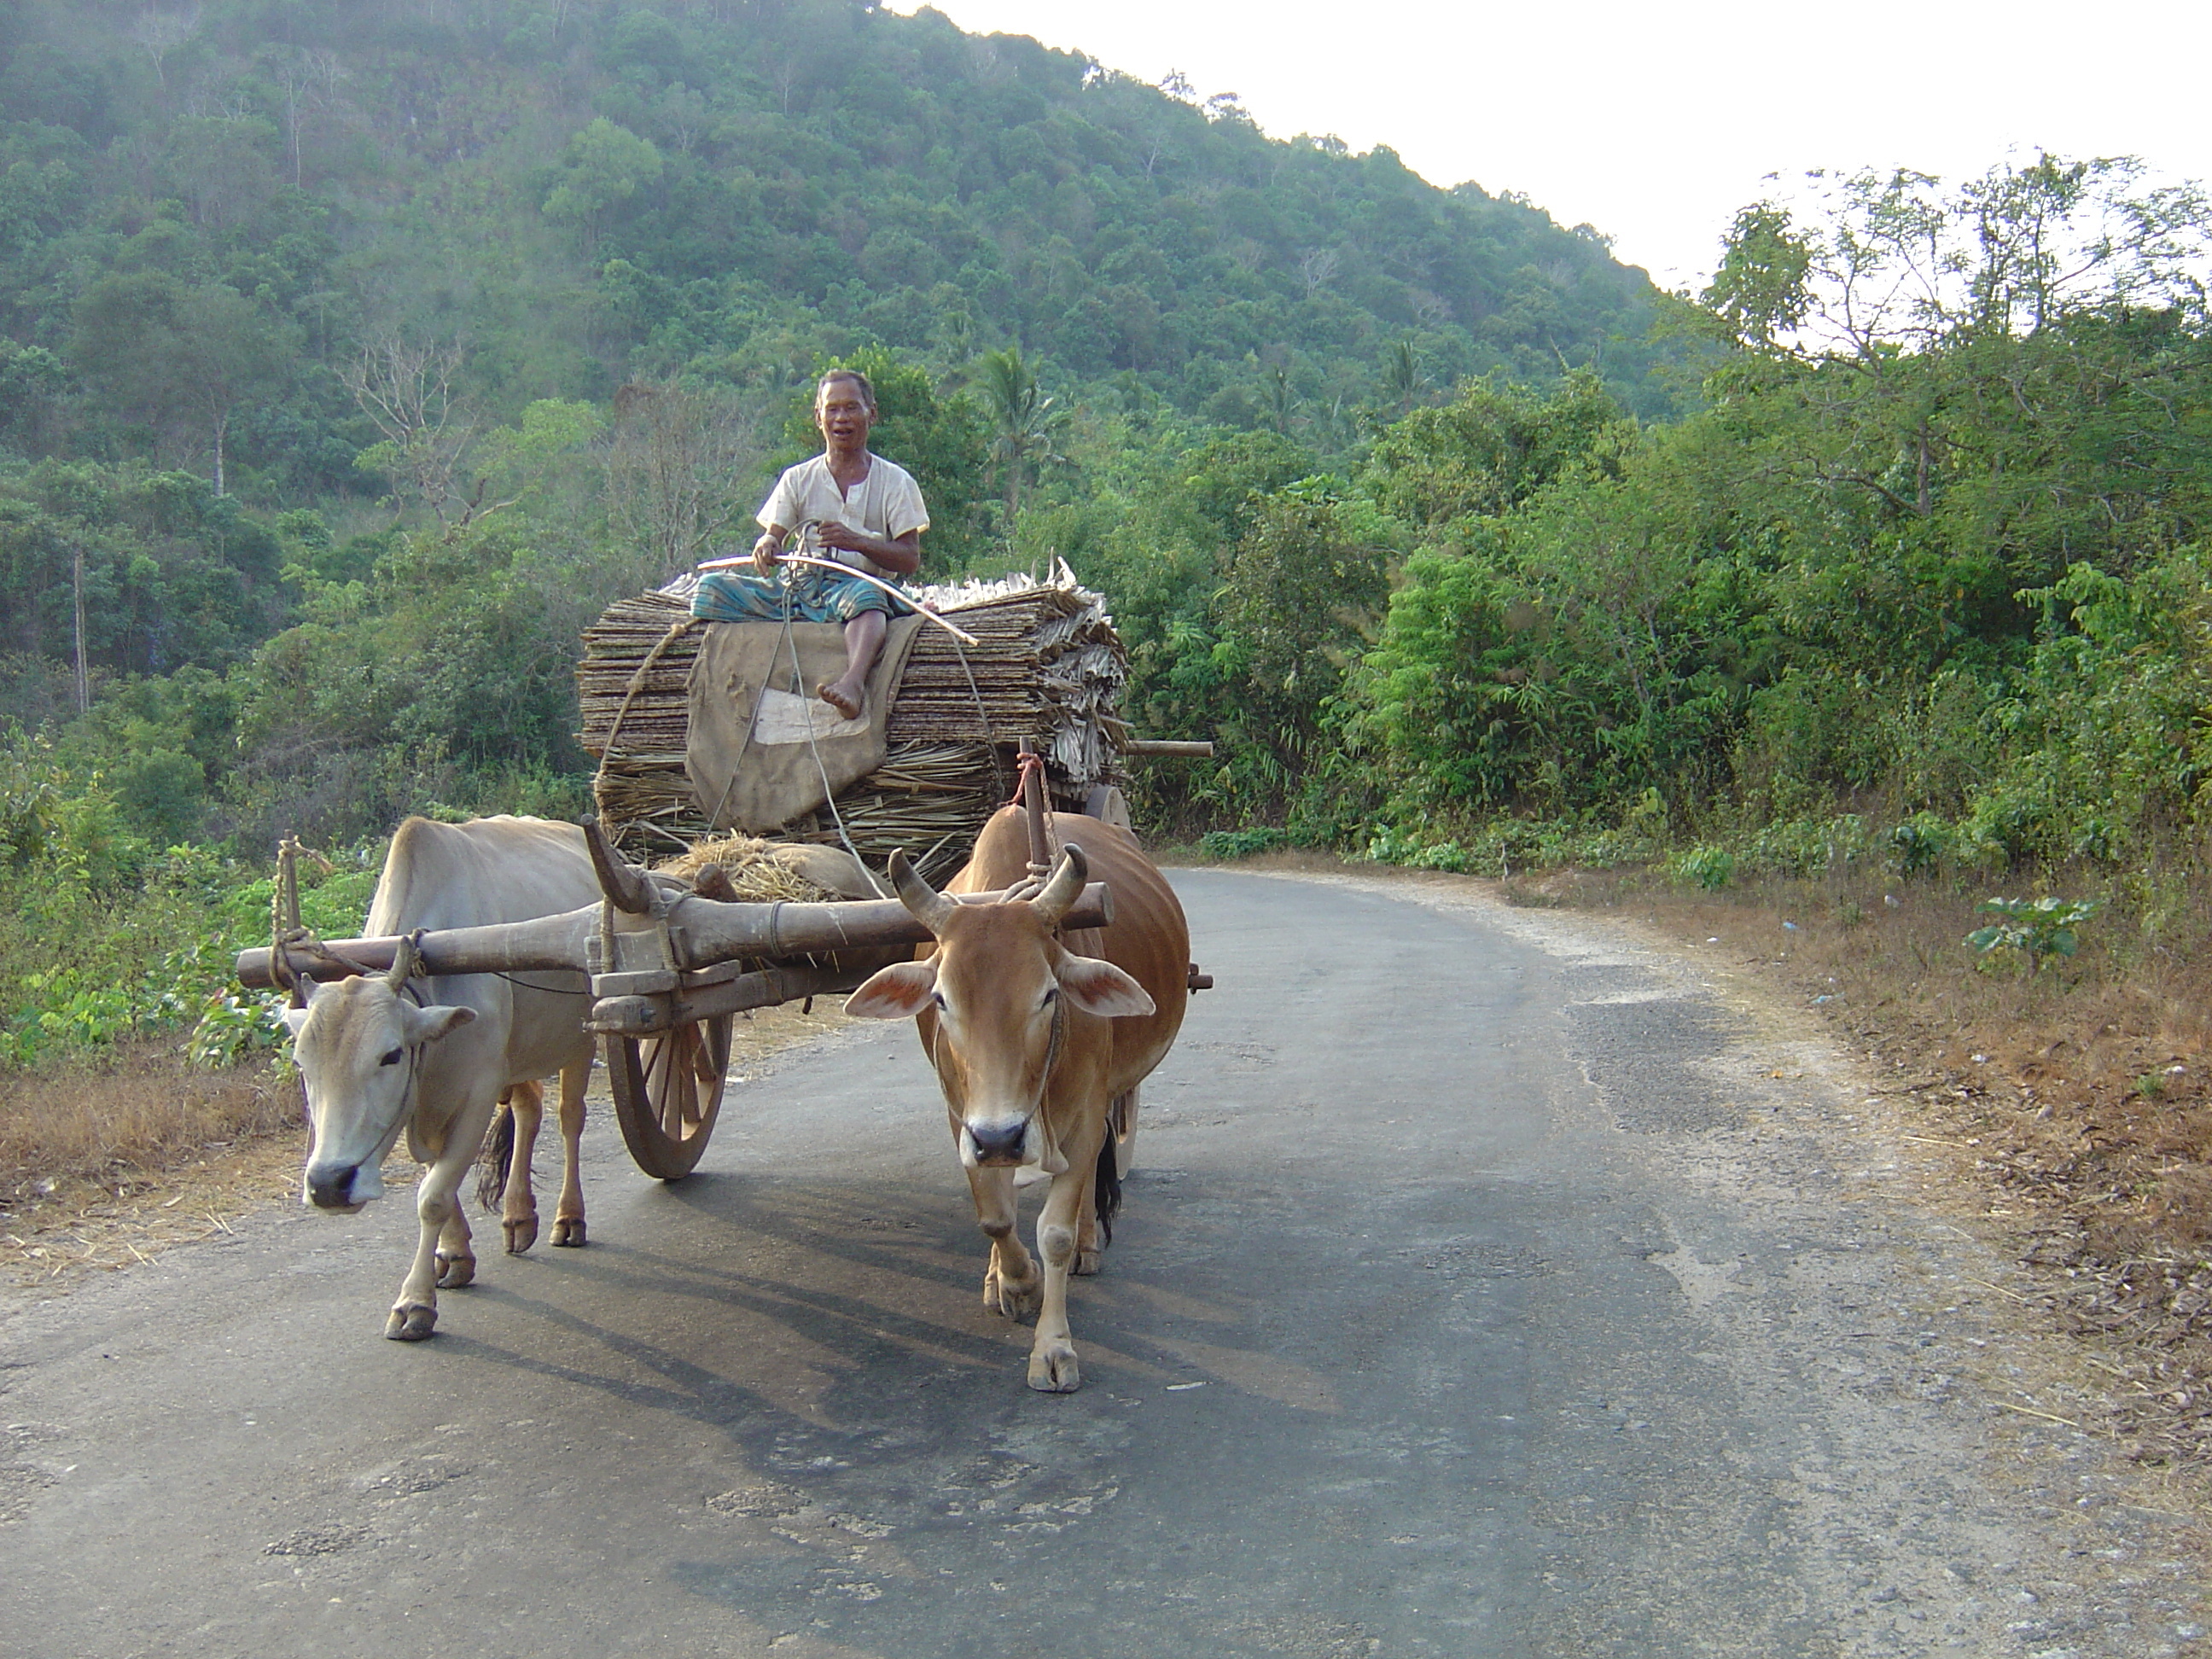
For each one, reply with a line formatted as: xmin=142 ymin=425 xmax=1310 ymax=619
xmin=846 ymin=806 xmax=1190 ymax=1391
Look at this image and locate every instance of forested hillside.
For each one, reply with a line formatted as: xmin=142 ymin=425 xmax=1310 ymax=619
xmin=0 ymin=0 xmax=1664 ymax=835
xmin=7 ymin=0 xmax=2212 ymax=1092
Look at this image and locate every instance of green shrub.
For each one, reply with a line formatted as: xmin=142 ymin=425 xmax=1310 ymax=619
xmin=1741 ymin=814 xmax=1869 ymax=878
xmin=1965 ymin=896 xmax=2099 ymax=974
xmin=1674 ymin=844 xmax=1736 ymax=890
xmin=1360 ymin=827 xmax=1474 ymax=871
xmin=1888 ymin=812 xmax=1952 ymax=876
xmin=186 ymin=988 xmax=292 ymax=1069
xmin=1200 ymin=826 xmax=1291 ymax=860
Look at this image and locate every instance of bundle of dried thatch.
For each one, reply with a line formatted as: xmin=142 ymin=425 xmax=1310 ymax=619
xmin=577 ymin=565 xmax=1126 ymax=880
xmin=651 ymin=835 xmax=841 ymax=902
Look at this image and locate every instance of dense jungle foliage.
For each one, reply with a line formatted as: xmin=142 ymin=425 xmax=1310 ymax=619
xmin=3 ymin=1 xmax=2211 ymax=1074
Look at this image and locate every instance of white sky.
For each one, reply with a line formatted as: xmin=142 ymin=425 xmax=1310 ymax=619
xmin=892 ymin=0 xmax=2212 ymax=292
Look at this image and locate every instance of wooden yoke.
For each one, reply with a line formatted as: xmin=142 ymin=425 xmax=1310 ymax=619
xmin=236 ymin=882 xmax=1113 ymax=988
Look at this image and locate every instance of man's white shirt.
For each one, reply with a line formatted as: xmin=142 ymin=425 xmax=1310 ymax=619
xmin=756 ymin=453 xmax=929 ymax=580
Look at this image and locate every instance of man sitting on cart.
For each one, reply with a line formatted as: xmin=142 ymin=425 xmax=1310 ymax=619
xmin=690 ymin=368 xmax=928 ymax=721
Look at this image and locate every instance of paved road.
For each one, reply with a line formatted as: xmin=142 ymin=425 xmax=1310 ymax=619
xmin=2 ymin=871 xmax=2199 ymax=1657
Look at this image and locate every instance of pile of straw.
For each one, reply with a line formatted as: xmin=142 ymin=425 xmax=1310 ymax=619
xmin=577 ymin=565 xmax=1127 ymax=880
xmin=651 ymin=835 xmax=841 ymax=903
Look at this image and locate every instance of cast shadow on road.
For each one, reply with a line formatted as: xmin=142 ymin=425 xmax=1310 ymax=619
xmin=428 ymin=1163 xmax=1314 ymax=1445
xmin=415 ymin=1162 xmax=1412 ymax=1659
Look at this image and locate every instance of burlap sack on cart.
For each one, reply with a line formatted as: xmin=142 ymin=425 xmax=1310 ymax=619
xmin=684 ymin=616 xmax=923 ymax=835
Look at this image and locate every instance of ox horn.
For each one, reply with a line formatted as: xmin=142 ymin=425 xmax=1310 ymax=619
xmin=887 ymin=849 xmax=957 ymax=936
xmin=1030 ymin=843 xmax=1089 ymax=929
xmin=385 ymin=930 xmax=422 ymax=989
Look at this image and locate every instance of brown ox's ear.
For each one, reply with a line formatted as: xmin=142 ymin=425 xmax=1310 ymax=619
xmin=845 ymin=959 xmax=940 ymax=1020
xmin=400 ymin=1004 xmax=477 ymax=1046
xmin=1054 ymin=954 xmax=1155 ymax=1018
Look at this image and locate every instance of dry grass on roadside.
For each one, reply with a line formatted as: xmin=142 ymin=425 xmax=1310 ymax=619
xmin=0 ymin=1046 xmax=305 ymax=1280
xmin=1564 ymin=869 xmax=2212 ymax=1249
xmin=0 ymin=1045 xmax=300 ymax=1208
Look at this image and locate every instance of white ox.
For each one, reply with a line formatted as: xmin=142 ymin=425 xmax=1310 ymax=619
xmin=846 ymin=807 xmax=1191 ymax=1391
xmin=284 ymin=815 xmax=599 ymax=1340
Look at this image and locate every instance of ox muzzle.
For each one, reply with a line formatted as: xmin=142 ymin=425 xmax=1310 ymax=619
xmin=303 ymin=1159 xmax=384 ymax=1212
xmin=963 ymin=1117 xmax=1034 ymax=1168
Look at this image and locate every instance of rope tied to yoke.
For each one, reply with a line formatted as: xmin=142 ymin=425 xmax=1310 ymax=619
xmin=270 ymin=835 xmax=350 ymax=1007
xmin=1004 ymin=748 xmax=1050 ymax=812
xmin=1003 ymin=746 xmax=1057 ymax=896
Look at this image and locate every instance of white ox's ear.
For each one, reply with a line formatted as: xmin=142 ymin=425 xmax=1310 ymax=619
xmin=1055 ymin=955 xmax=1155 ymax=1019
xmin=844 ymin=960 xmax=939 ymax=1019
xmin=400 ymin=1003 xmax=476 ymax=1045
xmin=279 ymin=975 xmax=329 ymax=1036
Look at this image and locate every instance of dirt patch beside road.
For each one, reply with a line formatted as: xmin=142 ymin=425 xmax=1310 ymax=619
xmin=0 ymin=1001 xmax=853 ymax=1291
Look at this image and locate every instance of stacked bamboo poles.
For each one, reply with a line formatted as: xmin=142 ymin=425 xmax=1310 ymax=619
xmin=576 ymin=566 xmax=1126 ymax=878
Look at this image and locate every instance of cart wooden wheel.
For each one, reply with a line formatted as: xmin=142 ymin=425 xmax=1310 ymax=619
xmin=1109 ymin=1086 xmax=1138 ymax=1179
xmin=606 ymin=1014 xmax=731 ymax=1180
xmin=1082 ymin=784 xmax=1132 ymax=831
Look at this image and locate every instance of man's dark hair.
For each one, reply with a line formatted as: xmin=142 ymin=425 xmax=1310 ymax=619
xmin=816 ymin=369 xmax=876 ymax=410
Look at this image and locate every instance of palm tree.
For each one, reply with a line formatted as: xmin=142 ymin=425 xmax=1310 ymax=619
xmin=1382 ymin=339 xmax=1430 ymax=414
xmin=976 ymin=346 xmax=1066 ymax=528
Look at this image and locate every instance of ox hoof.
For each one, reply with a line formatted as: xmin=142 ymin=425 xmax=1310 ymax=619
xmin=385 ymin=1303 xmax=438 ymax=1342
xmin=985 ymin=1270 xmax=1042 ymax=1321
xmin=503 ymin=1215 xmax=539 ymax=1254
xmin=1073 ymin=1249 xmax=1103 ymax=1277
xmin=1027 ymin=1342 xmax=1082 ymax=1393
xmin=434 ymin=1250 xmax=476 ymax=1289
xmin=550 ymin=1217 xmax=587 ymax=1248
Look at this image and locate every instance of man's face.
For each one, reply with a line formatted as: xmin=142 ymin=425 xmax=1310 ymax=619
xmin=816 ymin=380 xmax=874 ymax=450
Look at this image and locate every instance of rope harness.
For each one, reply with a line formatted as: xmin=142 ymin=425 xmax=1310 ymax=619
xmin=387 ymin=930 xmax=431 ymax=1143
xmin=1004 ymin=747 xmax=1057 ymax=896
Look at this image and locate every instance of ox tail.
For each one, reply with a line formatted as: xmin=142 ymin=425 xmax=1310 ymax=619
xmin=474 ymin=1100 xmax=515 ymax=1212
xmin=1092 ymin=1128 xmax=1123 ymax=1249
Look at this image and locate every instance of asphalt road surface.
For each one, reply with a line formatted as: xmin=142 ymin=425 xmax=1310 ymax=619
xmin=3 ymin=870 xmax=2203 ymax=1658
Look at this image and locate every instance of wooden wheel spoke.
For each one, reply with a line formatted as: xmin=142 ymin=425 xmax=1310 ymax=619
xmin=608 ymin=1016 xmax=730 ymax=1183
xmin=664 ymin=1029 xmax=696 ymax=1138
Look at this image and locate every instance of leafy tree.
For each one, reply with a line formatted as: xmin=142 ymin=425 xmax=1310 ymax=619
xmin=0 ymin=341 xmax=68 ymax=455
xmin=543 ymin=118 xmax=665 ymax=242
xmin=1365 ymin=369 xmax=1631 ymax=530
xmin=70 ymin=275 xmax=295 ymax=495
xmin=1379 ymin=340 xmax=1432 ymax=414
xmin=1215 ymin=478 xmax=1388 ymax=797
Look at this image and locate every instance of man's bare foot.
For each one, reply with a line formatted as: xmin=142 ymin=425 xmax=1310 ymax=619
xmin=817 ymin=680 xmax=864 ymax=720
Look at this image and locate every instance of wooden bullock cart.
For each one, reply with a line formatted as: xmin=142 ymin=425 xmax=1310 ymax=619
xmin=235 ymin=768 xmax=1122 ymax=1180
xmin=237 ymin=565 xmax=1213 ymax=1185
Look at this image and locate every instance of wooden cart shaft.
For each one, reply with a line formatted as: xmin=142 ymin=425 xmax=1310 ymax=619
xmin=235 ymin=882 xmax=1113 ymax=990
